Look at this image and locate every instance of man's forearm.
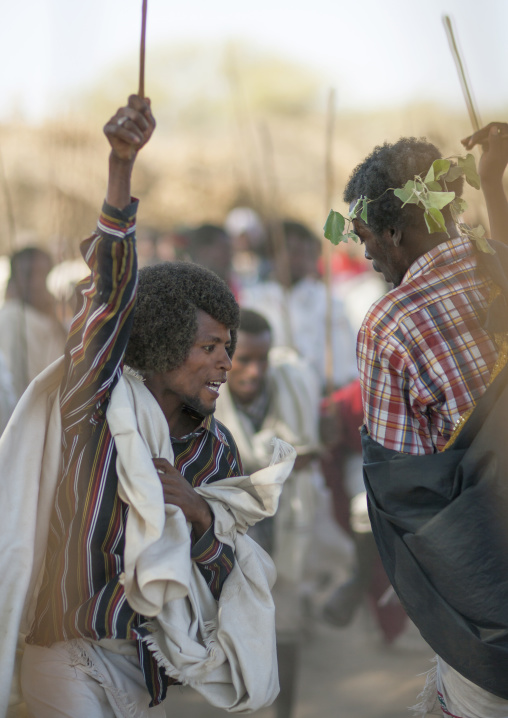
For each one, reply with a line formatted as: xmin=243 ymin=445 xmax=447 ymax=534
xmin=106 ymin=154 xmax=135 ymax=210
xmin=191 ymin=525 xmax=235 ymax=600
xmin=483 ymin=179 xmax=508 ymax=244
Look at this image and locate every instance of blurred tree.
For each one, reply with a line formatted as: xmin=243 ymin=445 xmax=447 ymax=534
xmin=73 ymin=40 xmax=323 ymax=129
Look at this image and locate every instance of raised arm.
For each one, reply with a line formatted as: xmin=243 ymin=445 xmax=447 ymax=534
xmin=104 ymin=95 xmax=155 ymax=209
xmin=60 ymin=97 xmax=155 ymax=432
xmin=462 ymin=122 xmax=508 ymax=244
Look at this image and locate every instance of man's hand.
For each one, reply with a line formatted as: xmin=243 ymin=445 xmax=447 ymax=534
xmin=153 ymin=458 xmax=213 ymax=540
xmin=461 ymin=122 xmax=508 ymax=186
xmin=103 ymin=96 xmax=156 ymax=209
xmin=462 ymin=122 xmax=508 ymax=244
xmin=293 ymin=452 xmax=318 ymax=471
xmin=104 ymin=95 xmax=155 ymax=163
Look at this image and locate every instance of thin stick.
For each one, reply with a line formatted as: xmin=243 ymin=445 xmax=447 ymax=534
xmin=0 ymin=145 xmax=16 ymax=254
xmin=258 ymin=122 xmax=295 ymax=350
xmin=224 ymin=47 xmax=266 ymax=214
xmin=138 ymin=0 xmax=148 ymax=97
xmin=443 ymin=15 xmax=481 ymax=132
xmin=323 ymin=88 xmax=336 ymax=395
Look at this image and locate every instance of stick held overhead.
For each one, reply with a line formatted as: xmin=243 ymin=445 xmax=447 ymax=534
xmin=443 ymin=15 xmax=481 ymax=133
xmin=139 ymin=0 xmax=148 ymax=97
xmin=323 ymin=87 xmax=336 ymax=396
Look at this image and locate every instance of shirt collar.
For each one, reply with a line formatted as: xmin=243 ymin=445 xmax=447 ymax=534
xmin=402 ymin=236 xmax=474 ymax=285
xmin=171 ymin=411 xmax=229 ymax=446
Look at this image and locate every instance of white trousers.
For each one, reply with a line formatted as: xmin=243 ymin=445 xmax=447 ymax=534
xmin=436 ymin=657 xmax=508 ymax=718
xmin=415 ymin=656 xmax=508 ymax=718
xmin=21 ymin=640 xmax=166 ymax=718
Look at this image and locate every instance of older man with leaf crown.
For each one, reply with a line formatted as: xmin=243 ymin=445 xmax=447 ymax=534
xmin=331 ymin=131 xmax=508 ymax=717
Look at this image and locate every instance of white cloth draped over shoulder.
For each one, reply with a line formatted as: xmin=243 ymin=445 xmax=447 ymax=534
xmin=0 ymin=359 xmax=296 ymax=717
xmin=214 ymin=346 xmax=321 ymax=585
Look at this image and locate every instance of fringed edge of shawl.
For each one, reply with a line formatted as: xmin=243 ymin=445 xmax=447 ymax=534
xmin=140 ymin=622 xmax=224 ymax=688
xmin=269 ymin=438 xmax=296 ymax=466
xmin=409 ymin=656 xmax=440 ymax=717
xmin=67 ymin=640 xmax=139 ymax=718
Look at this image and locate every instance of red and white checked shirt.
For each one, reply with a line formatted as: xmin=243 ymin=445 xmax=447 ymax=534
xmin=358 ymin=237 xmax=499 ymax=455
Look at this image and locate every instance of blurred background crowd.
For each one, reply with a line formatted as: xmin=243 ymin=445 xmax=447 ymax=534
xmin=1 ymin=1 xmax=507 ymax=716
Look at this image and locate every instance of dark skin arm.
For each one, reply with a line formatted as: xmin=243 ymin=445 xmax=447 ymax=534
xmin=106 ymin=102 xmax=212 ymax=540
xmin=293 ymin=452 xmax=319 ymax=471
xmin=152 ymin=458 xmax=213 ymax=539
xmin=103 ymin=94 xmax=156 ymax=210
xmin=462 ymin=122 xmax=508 ymax=244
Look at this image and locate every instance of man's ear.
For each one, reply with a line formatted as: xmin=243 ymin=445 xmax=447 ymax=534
xmin=391 ymin=228 xmax=402 ymax=247
xmin=381 ymin=227 xmax=402 ymax=247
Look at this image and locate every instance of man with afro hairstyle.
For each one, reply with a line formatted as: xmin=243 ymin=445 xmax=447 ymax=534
xmin=348 ymin=137 xmax=508 ymax=716
xmin=7 ymin=96 xmax=287 ymax=716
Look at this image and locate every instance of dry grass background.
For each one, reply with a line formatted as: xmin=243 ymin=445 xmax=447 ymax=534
xmin=0 ymin=43 xmax=505 ymax=260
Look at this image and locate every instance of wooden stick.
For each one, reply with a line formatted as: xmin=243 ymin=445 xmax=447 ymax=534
xmin=138 ymin=0 xmax=148 ymax=97
xmin=0 ymin=145 xmax=16 ymax=254
xmin=224 ymin=48 xmax=266 ymax=214
xmin=323 ymin=88 xmax=336 ymax=395
xmin=258 ymin=122 xmax=296 ymax=350
xmin=443 ymin=15 xmax=482 ymax=132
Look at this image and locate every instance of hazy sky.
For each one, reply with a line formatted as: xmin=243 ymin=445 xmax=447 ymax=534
xmin=1 ymin=0 xmax=506 ymax=122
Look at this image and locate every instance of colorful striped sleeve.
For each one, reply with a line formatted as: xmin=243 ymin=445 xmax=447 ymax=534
xmin=60 ymin=199 xmax=139 ymax=433
xmin=191 ymin=524 xmax=235 ymax=599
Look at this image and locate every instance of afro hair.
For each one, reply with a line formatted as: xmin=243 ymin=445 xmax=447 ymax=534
xmin=125 ymin=261 xmax=239 ymax=374
xmin=344 ymin=137 xmax=464 ymax=236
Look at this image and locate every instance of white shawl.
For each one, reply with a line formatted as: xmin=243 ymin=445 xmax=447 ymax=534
xmin=0 ymin=359 xmax=295 ymax=716
xmin=214 ymin=346 xmax=320 ymax=584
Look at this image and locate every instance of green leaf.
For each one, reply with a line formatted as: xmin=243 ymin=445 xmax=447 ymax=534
xmin=450 ymin=197 xmax=468 ymax=216
xmin=394 ymin=181 xmax=420 ymax=206
xmin=469 ymin=225 xmax=495 ymax=255
xmin=360 ymin=199 xmax=368 ymax=223
xmin=471 ymin=224 xmax=485 ymax=238
xmin=344 ymin=231 xmax=359 ymax=243
xmin=443 ymin=165 xmax=463 ymax=183
xmin=458 ymin=153 xmax=481 ymax=190
xmin=425 ymin=159 xmax=450 ymax=183
xmin=425 ymin=180 xmax=443 ymax=192
xmin=434 ymin=159 xmax=451 ymax=180
xmin=324 ymin=210 xmax=346 ymax=245
xmin=349 ymin=198 xmax=363 ymax=220
xmin=424 ymin=207 xmax=448 ymax=234
xmin=424 ymin=190 xmax=455 ymax=211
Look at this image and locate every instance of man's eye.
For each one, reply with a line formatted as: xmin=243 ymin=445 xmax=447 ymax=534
xmin=203 ymin=345 xmax=215 ymax=353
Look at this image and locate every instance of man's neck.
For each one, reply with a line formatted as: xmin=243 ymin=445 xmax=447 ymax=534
xmin=144 ymin=378 xmax=203 ymax=438
xmin=170 ymin=406 xmax=204 ymax=438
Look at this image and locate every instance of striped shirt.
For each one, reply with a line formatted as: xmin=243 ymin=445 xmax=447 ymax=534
xmin=27 ymin=200 xmax=242 ymax=706
xmin=358 ymin=237 xmax=499 ymax=455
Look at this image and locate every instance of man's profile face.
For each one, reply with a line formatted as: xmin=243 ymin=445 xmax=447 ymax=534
xmin=352 ymin=218 xmax=408 ymax=288
xmin=161 ymin=310 xmax=232 ymax=417
xmin=227 ymin=330 xmax=271 ymax=405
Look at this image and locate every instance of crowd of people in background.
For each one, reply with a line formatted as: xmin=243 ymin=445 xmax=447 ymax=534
xmin=2 ymin=106 xmax=508 ymax=718
xmin=0 ymin=194 xmax=391 ymax=716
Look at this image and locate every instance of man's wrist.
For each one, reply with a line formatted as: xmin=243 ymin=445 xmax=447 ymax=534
xmin=191 ymin=503 xmax=213 ymax=539
xmin=106 ymin=152 xmax=136 ymax=210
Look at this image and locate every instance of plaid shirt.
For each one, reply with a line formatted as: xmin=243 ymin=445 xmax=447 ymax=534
xmin=27 ymin=201 xmax=242 ymax=706
xmin=358 ymin=237 xmax=499 ymax=455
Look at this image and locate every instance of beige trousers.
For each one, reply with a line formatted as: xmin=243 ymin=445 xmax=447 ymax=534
xmin=21 ymin=640 xmax=166 ymax=718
